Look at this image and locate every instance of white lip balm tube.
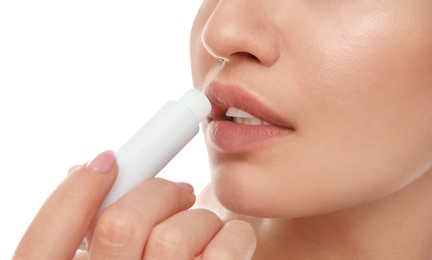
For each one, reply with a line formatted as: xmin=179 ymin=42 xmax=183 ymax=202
xmin=102 ymin=89 xmax=211 ymax=212
xmin=82 ymin=89 xmax=210 ymax=249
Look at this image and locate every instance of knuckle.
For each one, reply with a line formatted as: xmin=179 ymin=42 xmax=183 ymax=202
xmin=152 ymin=178 xmax=181 ymax=196
xmin=227 ymin=220 xmax=255 ymax=236
xmin=147 ymin=224 xmax=189 ymax=258
xmin=146 ymin=178 xmax=196 ymax=210
xmin=202 ymin=220 xmax=256 ymax=260
xmin=202 ymin=249 xmax=240 ymax=260
xmin=194 ymin=208 xmax=219 ymax=218
xmin=226 ymin=220 xmax=257 ymax=259
xmin=93 ymin=207 xmax=141 ymax=247
xmin=151 ymin=178 xmax=190 ymax=199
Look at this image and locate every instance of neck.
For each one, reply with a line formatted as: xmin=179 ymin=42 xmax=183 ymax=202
xmin=196 ymin=171 xmax=432 ymax=259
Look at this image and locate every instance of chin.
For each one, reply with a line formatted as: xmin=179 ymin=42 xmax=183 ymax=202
xmin=208 ymin=158 xmax=339 ymax=219
xmin=207 ymin=150 xmax=418 ymax=220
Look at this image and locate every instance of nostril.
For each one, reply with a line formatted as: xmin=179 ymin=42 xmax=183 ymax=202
xmin=235 ymin=52 xmax=259 ymax=62
xmin=215 ymin=52 xmax=258 ymax=63
xmin=248 ymin=53 xmax=259 ymax=60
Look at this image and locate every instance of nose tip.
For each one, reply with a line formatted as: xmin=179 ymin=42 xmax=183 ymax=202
xmin=201 ymin=3 xmax=280 ymax=67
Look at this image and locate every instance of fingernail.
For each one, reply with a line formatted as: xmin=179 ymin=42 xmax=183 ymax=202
xmin=87 ymin=150 xmax=116 ymax=174
xmin=176 ymin=182 xmax=195 ymax=194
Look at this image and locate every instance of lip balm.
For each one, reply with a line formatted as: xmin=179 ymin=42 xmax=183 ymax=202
xmin=82 ymin=89 xmax=211 ymax=249
xmin=102 ymin=89 xmax=211 ymax=211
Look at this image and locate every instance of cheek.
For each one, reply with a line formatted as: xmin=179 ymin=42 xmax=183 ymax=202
xmin=205 ymin=8 xmax=432 ymax=218
xmin=292 ymin=7 xmax=432 ymax=180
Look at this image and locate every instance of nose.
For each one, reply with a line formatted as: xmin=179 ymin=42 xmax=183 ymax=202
xmin=201 ymin=1 xmax=281 ymax=67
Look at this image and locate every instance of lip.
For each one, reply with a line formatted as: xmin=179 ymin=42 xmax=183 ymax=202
xmin=204 ymin=81 xmax=295 ymax=153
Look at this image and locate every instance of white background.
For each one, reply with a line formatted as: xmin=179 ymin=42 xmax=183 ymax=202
xmin=0 ymin=1 xmax=209 ymax=258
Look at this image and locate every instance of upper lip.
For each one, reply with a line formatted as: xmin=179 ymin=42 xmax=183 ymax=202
xmin=204 ymin=80 xmax=295 ymax=129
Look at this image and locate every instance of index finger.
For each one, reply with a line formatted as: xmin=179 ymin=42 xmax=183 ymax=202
xmin=13 ymin=150 xmax=118 ymax=260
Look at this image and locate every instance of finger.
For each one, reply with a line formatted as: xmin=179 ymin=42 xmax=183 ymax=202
xmin=200 ymin=220 xmax=257 ymax=260
xmin=73 ymin=250 xmax=89 ymax=260
xmin=67 ymin=165 xmax=82 ymax=175
xmin=143 ymin=208 xmax=223 ymax=259
xmin=89 ymin=178 xmax=196 ymax=260
xmin=14 ymin=150 xmax=118 ymax=260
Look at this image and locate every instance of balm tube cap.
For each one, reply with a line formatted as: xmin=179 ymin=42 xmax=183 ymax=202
xmin=178 ymin=89 xmax=211 ymax=122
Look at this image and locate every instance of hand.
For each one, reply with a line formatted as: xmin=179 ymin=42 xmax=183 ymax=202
xmin=13 ymin=151 xmax=257 ymax=259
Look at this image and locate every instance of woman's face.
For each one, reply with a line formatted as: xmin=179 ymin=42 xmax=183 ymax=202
xmin=190 ymin=0 xmax=432 ymax=218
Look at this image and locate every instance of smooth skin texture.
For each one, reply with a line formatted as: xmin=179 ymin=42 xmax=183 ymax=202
xmin=190 ymin=0 xmax=432 ymax=259
xmin=14 ymin=151 xmax=256 ymax=259
xmin=14 ymin=0 xmax=432 ymax=259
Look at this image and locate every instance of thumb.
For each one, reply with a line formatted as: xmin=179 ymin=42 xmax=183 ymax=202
xmin=14 ymin=150 xmax=118 ymax=260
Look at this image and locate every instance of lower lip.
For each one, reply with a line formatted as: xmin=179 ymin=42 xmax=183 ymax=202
xmin=207 ymin=120 xmax=294 ymax=153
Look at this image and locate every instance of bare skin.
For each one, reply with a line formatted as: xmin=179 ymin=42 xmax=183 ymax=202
xmin=14 ymin=0 xmax=432 ymax=259
xmin=191 ymin=0 xmax=432 ymax=259
xmin=196 ymin=173 xmax=432 ymax=259
xmin=14 ymin=151 xmax=256 ymax=259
